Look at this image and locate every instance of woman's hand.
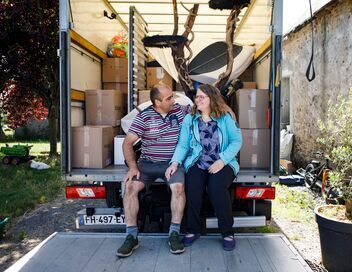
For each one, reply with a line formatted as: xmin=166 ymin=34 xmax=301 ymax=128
xmin=165 ymin=162 xmax=178 ymax=181
xmin=208 ymin=159 xmax=225 ymax=174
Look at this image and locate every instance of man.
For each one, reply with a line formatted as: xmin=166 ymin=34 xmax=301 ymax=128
xmin=117 ymin=84 xmax=190 ymax=257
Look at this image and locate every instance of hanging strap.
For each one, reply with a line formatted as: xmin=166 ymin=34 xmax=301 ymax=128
xmin=306 ymin=0 xmax=315 ymax=82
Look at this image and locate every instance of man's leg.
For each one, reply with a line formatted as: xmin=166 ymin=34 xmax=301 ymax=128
xmin=167 ymin=182 xmax=186 ymax=254
xmin=117 ymin=180 xmax=145 ymax=257
xmin=166 ymin=166 xmax=186 ymax=254
xmin=169 ymin=182 xmax=186 ymax=225
xmin=124 ymin=180 xmax=145 ymax=227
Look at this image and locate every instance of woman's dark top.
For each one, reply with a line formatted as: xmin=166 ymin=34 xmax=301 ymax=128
xmin=197 ymin=118 xmax=220 ymax=170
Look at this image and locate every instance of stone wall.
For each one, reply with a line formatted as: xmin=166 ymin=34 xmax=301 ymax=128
xmin=282 ymin=0 xmax=352 ymax=167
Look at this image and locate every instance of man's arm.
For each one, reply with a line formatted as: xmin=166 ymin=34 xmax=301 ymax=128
xmin=122 ymin=132 xmax=140 ymax=182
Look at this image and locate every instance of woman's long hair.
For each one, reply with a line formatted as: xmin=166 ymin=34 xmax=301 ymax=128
xmin=191 ymin=84 xmax=229 ymax=118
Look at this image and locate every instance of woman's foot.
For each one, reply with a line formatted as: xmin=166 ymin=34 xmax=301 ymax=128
xmin=182 ymin=233 xmax=200 ymax=247
xmin=223 ymin=235 xmax=236 ymax=251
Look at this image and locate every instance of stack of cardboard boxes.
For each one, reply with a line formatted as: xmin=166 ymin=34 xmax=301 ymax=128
xmin=138 ymin=67 xmax=173 ymax=105
xmin=236 ymin=85 xmax=270 ymax=169
xmin=72 ymin=58 xmax=129 ymax=168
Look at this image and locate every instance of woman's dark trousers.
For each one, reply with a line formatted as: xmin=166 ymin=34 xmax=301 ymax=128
xmin=185 ymin=164 xmax=235 ymax=237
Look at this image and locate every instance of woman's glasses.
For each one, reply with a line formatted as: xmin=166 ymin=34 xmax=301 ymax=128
xmin=195 ymin=95 xmax=209 ymax=100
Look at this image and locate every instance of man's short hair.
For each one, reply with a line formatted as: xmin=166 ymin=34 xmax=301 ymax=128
xmin=150 ymin=83 xmax=170 ymax=106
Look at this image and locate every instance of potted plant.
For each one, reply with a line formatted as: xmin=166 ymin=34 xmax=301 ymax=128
xmin=314 ymin=88 xmax=352 ymax=272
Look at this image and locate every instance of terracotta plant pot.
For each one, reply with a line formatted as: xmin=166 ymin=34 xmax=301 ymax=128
xmin=315 ymin=205 xmax=352 ymax=272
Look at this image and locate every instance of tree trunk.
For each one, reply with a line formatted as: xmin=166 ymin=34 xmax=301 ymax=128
xmin=170 ymin=4 xmax=199 ymax=100
xmin=48 ymin=102 xmax=59 ymax=157
xmin=214 ymin=8 xmax=239 ymax=91
xmin=0 ymin=123 xmax=5 ymax=141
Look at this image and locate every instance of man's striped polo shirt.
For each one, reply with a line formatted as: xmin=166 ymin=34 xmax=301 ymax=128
xmin=129 ymin=104 xmax=190 ymax=162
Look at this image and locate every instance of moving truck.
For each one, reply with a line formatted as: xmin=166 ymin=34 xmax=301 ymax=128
xmin=59 ymin=0 xmax=282 ymax=231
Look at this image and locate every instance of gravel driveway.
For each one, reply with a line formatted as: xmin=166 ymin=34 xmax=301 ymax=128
xmin=0 ymin=188 xmax=325 ymax=271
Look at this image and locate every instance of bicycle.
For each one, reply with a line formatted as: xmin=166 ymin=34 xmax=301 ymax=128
xmin=300 ymin=151 xmax=331 ymax=190
xmin=296 ymin=151 xmax=344 ymax=204
xmin=321 ymin=168 xmax=344 ymax=204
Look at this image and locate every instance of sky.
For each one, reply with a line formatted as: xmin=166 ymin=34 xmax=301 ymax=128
xmin=283 ymin=0 xmax=332 ymax=35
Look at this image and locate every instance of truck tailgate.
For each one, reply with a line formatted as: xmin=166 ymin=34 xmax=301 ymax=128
xmin=6 ymin=232 xmax=312 ymax=272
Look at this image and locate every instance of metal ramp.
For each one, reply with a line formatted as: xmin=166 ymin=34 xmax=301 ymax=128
xmin=6 ymin=232 xmax=313 ymax=272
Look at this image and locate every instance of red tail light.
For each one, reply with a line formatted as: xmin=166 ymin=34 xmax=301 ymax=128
xmin=236 ymin=186 xmax=275 ymax=200
xmin=66 ymin=185 xmax=106 ymax=199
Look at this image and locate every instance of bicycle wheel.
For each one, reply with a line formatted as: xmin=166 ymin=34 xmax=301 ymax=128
xmin=304 ymin=164 xmax=316 ymax=188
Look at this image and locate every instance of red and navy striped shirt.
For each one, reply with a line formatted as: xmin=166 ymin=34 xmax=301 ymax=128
xmin=129 ymin=104 xmax=190 ymax=162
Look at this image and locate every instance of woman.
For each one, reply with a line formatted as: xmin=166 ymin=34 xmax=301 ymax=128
xmin=165 ymin=84 xmax=242 ymax=251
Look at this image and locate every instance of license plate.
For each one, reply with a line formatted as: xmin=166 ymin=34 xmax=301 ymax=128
xmin=80 ymin=215 xmax=126 ymax=226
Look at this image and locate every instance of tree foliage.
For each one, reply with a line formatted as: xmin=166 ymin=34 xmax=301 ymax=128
xmin=317 ymin=88 xmax=352 ymax=199
xmin=0 ymin=0 xmax=59 ymax=155
xmin=1 ymin=81 xmax=48 ymax=128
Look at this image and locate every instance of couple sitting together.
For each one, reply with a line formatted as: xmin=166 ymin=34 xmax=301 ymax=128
xmin=117 ymin=83 xmax=242 ymax=257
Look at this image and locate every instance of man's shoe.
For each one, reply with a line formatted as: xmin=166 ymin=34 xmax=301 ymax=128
xmin=223 ymin=236 xmax=236 ymax=251
xmin=168 ymin=231 xmax=185 ymax=254
xmin=116 ymin=234 xmax=139 ymax=257
xmin=182 ymin=233 xmax=200 ymax=247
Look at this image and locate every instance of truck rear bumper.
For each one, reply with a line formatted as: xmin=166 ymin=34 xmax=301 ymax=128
xmin=75 ymin=208 xmax=266 ymax=230
xmin=65 ymin=165 xmax=279 ymax=183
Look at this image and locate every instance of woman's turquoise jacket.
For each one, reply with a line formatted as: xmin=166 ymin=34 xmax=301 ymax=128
xmin=171 ymin=112 xmax=242 ymax=174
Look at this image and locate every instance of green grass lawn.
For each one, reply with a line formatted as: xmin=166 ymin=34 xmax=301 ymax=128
xmin=272 ymin=184 xmax=316 ymax=224
xmin=0 ymin=141 xmax=64 ymax=220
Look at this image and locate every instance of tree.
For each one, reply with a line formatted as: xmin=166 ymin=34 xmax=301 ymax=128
xmin=1 ymin=81 xmax=48 ymax=129
xmin=0 ymin=0 xmax=59 ymax=156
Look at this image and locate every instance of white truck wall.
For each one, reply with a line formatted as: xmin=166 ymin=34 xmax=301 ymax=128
xmin=253 ymin=55 xmax=270 ymax=89
xmin=70 ymin=44 xmax=101 ymax=91
xmin=71 ymin=0 xmax=126 ymax=52
xmin=70 ymin=44 xmax=101 ymax=127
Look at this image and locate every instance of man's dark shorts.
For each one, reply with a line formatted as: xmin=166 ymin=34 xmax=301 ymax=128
xmin=135 ymin=159 xmax=185 ymax=187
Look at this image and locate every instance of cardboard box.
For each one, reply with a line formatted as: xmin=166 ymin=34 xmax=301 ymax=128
xmin=242 ymin=82 xmax=257 ymax=89
xmin=114 ymin=135 xmax=126 ymax=165
xmin=103 ymin=58 xmax=128 ymax=83
xmin=86 ymin=89 xmax=127 ymax=126
xmin=240 ymin=129 xmax=270 ymax=169
xmin=72 ymin=126 xmax=114 ymax=168
xmin=280 ymin=159 xmax=294 ymax=174
xmin=236 ymin=89 xmax=269 ymax=129
xmin=71 ymin=101 xmax=84 ymax=127
xmin=239 ymin=66 xmax=254 ymax=81
xmin=147 ymin=67 xmax=173 ymax=89
xmin=103 ymin=82 xmax=128 ymax=94
xmin=138 ymin=90 xmax=151 ymax=104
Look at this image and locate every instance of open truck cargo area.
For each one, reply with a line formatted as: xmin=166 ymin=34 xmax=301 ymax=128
xmin=6 ymin=233 xmax=313 ymax=272
xmin=59 ymin=0 xmax=283 ymax=230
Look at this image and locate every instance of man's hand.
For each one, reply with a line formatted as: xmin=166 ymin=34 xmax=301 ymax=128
xmin=208 ymin=159 xmax=225 ymax=174
xmin=165 ymin=162 xmax=178 ymax=181
xmin=124 ymin=166 xmax=140 ymax=183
